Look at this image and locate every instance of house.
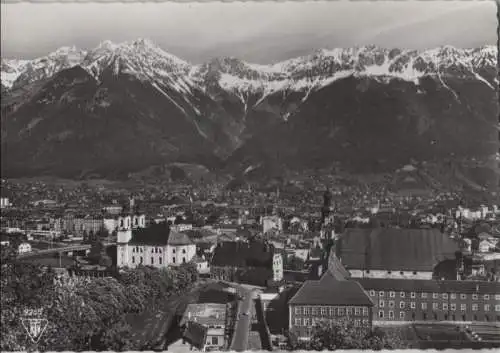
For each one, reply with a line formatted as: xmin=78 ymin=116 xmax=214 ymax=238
xmin=0 ymin=197 xmax=11 ymax=209
xmin=116 ymin=218 xmax=196 ymax=268
xmin=18 ymin=242 xmax=32 ymax=254
xmin=333 ymin=228 xmax=460 ymax=280
xmin=262 ymin=216 xmax=283 ymax=234
xmin=210 ymin=240 xmax=283 ymax=286
xmin=180 ymin=303 xmax=228 ymax=351
xmin=288 ymin=270 xmax=374 ymax=340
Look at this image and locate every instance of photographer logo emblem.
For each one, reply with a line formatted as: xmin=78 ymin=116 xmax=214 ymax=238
xmin=21 ymin=308 xmax=48 ymax=343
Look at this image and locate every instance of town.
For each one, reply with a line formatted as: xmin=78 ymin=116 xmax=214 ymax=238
xmin=1 ymin=167 xmax=499 ymax=351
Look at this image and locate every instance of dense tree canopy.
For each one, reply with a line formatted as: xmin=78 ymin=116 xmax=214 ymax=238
xmin=1 ymin=242 xmax=199 ymax=351
xmin=287 ymin=319 xmax=407 ymax=350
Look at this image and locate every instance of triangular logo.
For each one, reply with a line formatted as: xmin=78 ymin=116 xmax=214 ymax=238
xmin=21 ymin=318 xmax=48 ymax=343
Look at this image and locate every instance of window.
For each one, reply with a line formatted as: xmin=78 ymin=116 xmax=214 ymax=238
xmin=173 ymin=249 xmax=176 ymax=254
xmin=140 ymin=256 xmax=143 ymax=264
xmin=388 ymin=311 xmax=394 ymax=319
xmin=379 ymin=300 xmax=385 ymax=308
xmin=413 ymin=271 xmax=417 ymax=275
xmin=379 ymin=291 xmax=385 ymax=297
xmin=182 ymin=249 xmax=186 ymax=254
xmin=461 ymin=304 xmax=467 ymax=311
xmin=389 ymin=291 xmax=395 ymax=298
xmin=389 ymin=301 xmax=395 ymax=308
xmin=354 ymin=319 xmax=361 ymax=327
xmin=400 ymin=311 xmax=405 ymax=319
xmin=321 ymin=307 xmax=327 ymax=315
xmin=443 ymin=303 xmax=448 ymax=310
xmin=495 ymin=305 xmax=500 ymax=312
xmin=182 ymin=257 xmax=186 ymax=263
xmin=337 ymin=308 xmax=344 ymax=315
xmin=370 ymin=290 xmax=375 ymax=296
xmin=400 ymin=271 xmax=404 ymax=275
xmin=442 ymin=293 xmax=448 ymax=300
xmin=433 ymin=293 xmax=439 ymax=299
xmin=450 ymin=293 xmax=456 ymax=300
xmin=422 ymin=303 xmax=427 ymax=310
xmin=212 ymin=337 xmax=218 ymax=345
xmin=421 ymin=292 xmax=428 ymax=299
xmin=151 ymin=257 xmax=154 ymax=264
xmin=132 ymin=248 xmax=135 ymax=253
xmin=363 ymin=307 xmax=368 ymax=316
xmin=132 ymin=256 xmax=135 ymax=264
xmin=304 ymin=307 xmax=310 ymax=315
xmin=295 ymin=307 xmax=301 ymax=315
xmin=400 ymin=292 xmax=406 ymax=298
xmin=433 ymin=303 xmax=439 ymax=310
xmin=461 ymin=294 xmax=467 ymax=300
xmin=329 ymin=307 xmax=335 ymax=316
xmin=411 ymin=292 xmax=416 ymax=298
xmin=172 ymin=257 xmax=176 ymax=263
xmin=451 ymin=304 xmax=456 ymax=311
xmin=378 ymin=310 xmax=384 ymax=318
xmin=159 ymin=257 xmax=162 ymax=265
xmin=362 ymin=319 xmax=369 ymax=325
xmin=484 ymin=294 xmax=490 ymax=300
xmin=355 ymin=307 xmax=361 ymax=315
xmin=484 ymin=304 xmax=490 ymax=311
xmin=346 ymin=307 xmax=353 ymax=315
xmin=411 ymin=302 xmax=416 ymax=309
xmin=472 ymin=294 xmax=478 ymax=300
xmin=495 ymin=295 xmax=500 ymax=301
xmin=399 ymin=302 xmax=405 ymax=309
xmin=472 ymin=304 xmax=478 ymax=311
xmin=312 ymin=307 xmax=318 ymax=315
xmin=303 ymin=318 xmax=310 ymax=327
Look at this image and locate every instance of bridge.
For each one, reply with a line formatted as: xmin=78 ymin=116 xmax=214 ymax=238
xmin=17 ymin=242 xmax=115 ymax=259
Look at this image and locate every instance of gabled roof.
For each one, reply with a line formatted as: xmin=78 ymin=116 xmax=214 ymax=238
xmin=288 ymin=271 xmax=373 ymax=306
xmin=211 ymin=240 xmax=274 ymax=268
xmin=337 ymin=228 xmax=459 ymax=272
xmin=168 ymin=231 xmax=194 ymax=246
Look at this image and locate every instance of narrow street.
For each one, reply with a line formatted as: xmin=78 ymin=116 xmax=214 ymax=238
xmin=230 ymin=287 xmax=255 ymax=351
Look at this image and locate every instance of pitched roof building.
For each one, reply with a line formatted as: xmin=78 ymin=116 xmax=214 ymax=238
xmin=333 ymin=228 xmax=460 ymax=280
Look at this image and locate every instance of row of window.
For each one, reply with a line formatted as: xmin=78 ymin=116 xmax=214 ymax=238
xmin=370 ymin=290 xmax=500 ymax=301
xmin=294 ymin=306 xmax=369 ymax=316
xmin=131 ymin=246 xmax=187 ymax=255
xmin=131 ymin=256 xmax=162 ymax=265
xmin=377 ymin=310 xmax=500 ymax=321
xmin=377 ymin=300 xmax=500 ymax=312
xmin=294 ymin=318 xmax=370 ymax=327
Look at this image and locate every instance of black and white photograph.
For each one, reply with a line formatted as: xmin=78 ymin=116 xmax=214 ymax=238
xmin=0 ymin=0 xmax=499 ymax=351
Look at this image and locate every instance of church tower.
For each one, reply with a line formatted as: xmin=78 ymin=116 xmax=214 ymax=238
xmin=320 ymin=187 xmax=335 ymax=239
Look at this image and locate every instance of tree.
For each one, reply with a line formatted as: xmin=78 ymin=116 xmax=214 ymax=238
xmin=287 ymin=319 xmax=407 ymax=350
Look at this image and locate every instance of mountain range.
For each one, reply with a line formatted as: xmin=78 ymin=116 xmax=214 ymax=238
xmin=1 ymin=39 xmax=498 ymax=183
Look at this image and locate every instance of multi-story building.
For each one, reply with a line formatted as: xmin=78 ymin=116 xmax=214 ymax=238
xmin=288 ymin=268 xmax=374 ymax=340
xmin=180 ymin=303 xmax=228 ymax=351
xmin=332 ymin=228 xmax=460 ymax=280
xmin=116 ymin=216 xmax=196 ymax=268
xmin=357 ymin=278 xmax=500 ymax=325
xmin=210 ymin=240 xmax=283 ymax=286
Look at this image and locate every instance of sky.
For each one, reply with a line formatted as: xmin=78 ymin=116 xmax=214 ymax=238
xmin=1 ymin=1 xmax=497 ymax=64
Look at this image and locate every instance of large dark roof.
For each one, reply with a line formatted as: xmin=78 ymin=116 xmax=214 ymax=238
xmin=355 ymin=278 xmax=500 ymax=295
xmin=183 ymin=322 xmax=206 ymax=350
xmin=211 ymin=240 xmax=274 ymax=268
xmin=288 ymin=271 xmax=373 ymax=306
xmin=129 ymin=223 xmax=192 ymax=246
xmin=337 ymin=228 xmax=459 ymax=272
